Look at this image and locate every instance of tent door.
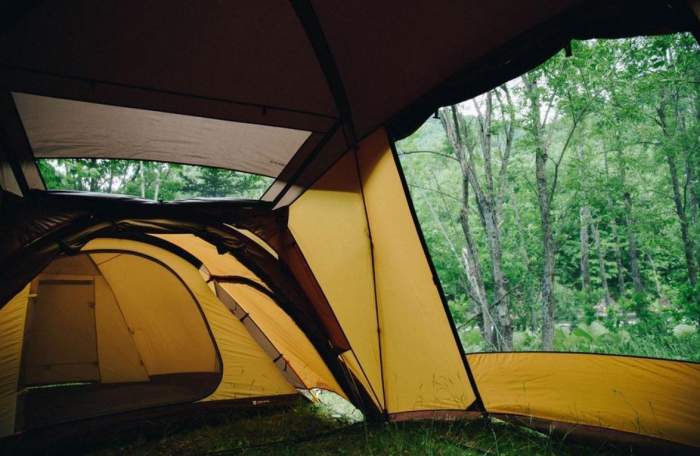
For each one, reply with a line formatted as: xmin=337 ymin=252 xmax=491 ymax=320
xmin=21 ymin=278 xmax=99 ymax=386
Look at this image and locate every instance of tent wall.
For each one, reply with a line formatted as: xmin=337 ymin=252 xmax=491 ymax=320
xmin=155 ymin=234 xmax=344 ymax=397
xmin=93 ymin=275 xmax=149 ymax=383
xmin=89 ymin=251 xmax=218 ymax=376
xmin=82 ymin=239 xmax=296 ymax=401
xmin=0 ymin=286 xmax=29 ymax=437
xmin=289 ymin=128 xmax=476 ymax=415
xmin=288 ymin=151 xmax=384 ymax=409
xmin=218 ymin=282 xmax=344 ymax=396
xmin=469 ymin=352 xmax=700 ymax=447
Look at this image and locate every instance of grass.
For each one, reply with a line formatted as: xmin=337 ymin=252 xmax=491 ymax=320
xmin=65 ymin=399 xmax=638 ymax=456
xmin=459 ymin=323 xmax=700 ymax=362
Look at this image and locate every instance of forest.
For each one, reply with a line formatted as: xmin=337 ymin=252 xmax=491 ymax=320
xmin=398 ymin=34 xmax=699 ymax=360
xmin=38 ymin=34 xmax=699 ymax=361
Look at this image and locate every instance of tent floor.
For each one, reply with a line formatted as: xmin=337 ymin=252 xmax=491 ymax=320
xmin=16 ymin=372 xmax=222 ymax=431
xmin=3 ymin=391 xmax=300 ymax=454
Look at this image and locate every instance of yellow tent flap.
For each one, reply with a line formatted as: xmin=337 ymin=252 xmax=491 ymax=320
xmin=0 ymin=286 xmax=29 ymax=437
xmin=289 ymin=128 xmax=475 ymax=414
xmin=156 ymin=234 xmax=344 ymax=397
xmin=469 ymin=352 xmax=700 ymax=447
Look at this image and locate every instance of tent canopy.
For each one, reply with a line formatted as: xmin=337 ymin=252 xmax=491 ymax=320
xmin=0 ymin=1 xmax=696 ymax=203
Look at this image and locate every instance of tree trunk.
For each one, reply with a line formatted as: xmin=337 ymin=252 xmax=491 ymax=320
xmin=580 ymin=206 xmax=591 ymax=295
xmin=666 ymin=150 xmax=698 ymax=286
xmin=522 ymin=75 xmax=558 ymax=350
xmin=658 ymin=96 xmax=698 ymax=286
xmin=611 ymin=220 xmax=625 ymax=297
xmin=153 ymin=167 xmax=162 ymax=201
xmin=139 ymin=161 xmax=146 ymax=199
xmin=440 ymin=97 xmax=514 ymax=350
xmin=602 ymin=147 xmax=625 ymax=297
xmin=107 ymin=163 xmax=114 ymax=193
xmin=473 ymin=92 xmax=513 ymax=350
xmin=592 ymin=221 xmax=612 ymax=310
xmin=536 ymin=144 xmax=556 ymax=349
xmin=647 ymin=252 xmax=664 ymax=300
xmin=624 ymin=192 xmax=644 ymax=293
xmin=459 ymin=178 xmax=494 ymax=347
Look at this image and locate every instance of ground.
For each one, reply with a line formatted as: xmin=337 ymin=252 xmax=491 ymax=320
xmin=33 ymin=398 xmax=647 ymax=456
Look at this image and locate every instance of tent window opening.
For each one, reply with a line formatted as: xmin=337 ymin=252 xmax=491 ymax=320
xmin=36 ymin=158 xmax=273 ymax=201
xmin=394 ymin=33 xmax=700 ymax=362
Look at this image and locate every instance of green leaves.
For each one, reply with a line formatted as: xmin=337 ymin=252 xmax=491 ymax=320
xmin=36 ymin=158 xmax=272 ymax=200
xmin=398 ymin=33 xmax=699 ymax=360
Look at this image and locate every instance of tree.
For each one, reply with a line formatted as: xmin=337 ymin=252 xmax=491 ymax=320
xmin=438 ymin=87 xmax=516 ymax=350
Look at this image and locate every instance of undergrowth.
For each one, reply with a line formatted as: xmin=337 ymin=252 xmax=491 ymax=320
xmin=72 ymin=400 xmax=631 ymax=456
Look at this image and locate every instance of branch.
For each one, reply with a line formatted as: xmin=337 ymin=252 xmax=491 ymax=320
xmin=547 ymin=110 xmax=584 ymax=207
xmin=408 ymin=184 xmax=461 ymax=202
xmin=541 ymin=91 xmax=556 ymax=128
xmin=398 ymin=150 xmax=459 ymax=163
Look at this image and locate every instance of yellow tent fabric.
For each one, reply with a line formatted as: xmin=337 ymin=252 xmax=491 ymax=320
xmin=82 ymin=238 xmax=295 ymax=401
xmin=156 ymin=234 xmax=343 ymax=397
xmin=356 ymin=130 xmax=475 ymax=414
xmin=93 ymin=276 xmax=149 ymax=383
xmin=469 ymin=352 xmax=700 ymax=447
xmin=289 ymin=128 xmax=475 ymax=414
xmin=154 ymin=233 xmax=269 ymax=290
xmin=0 ymin=286 xmax=29 ymax=437
xmin=90 ymin=252 xmax=218 ymax=376
xmin=288 ymin=151 xmax=384 ymax=409
xmin=219 ymin=282 xmax=344 ymax=396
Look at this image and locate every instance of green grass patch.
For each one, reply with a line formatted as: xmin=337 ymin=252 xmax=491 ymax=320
xmin=78 ymin=400 xmax=631 ymax=456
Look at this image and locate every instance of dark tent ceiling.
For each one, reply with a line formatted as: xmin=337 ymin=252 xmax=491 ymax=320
xmin=0 ymin=0 xmax=697 ymax=205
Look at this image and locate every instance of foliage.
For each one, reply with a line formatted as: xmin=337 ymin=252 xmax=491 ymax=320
xmin=37 ymin=158 xmax=272 ymax=200
xmin=398 ymin=34 xmax=700 ymax=360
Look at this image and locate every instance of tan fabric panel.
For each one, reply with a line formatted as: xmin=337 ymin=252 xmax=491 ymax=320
xmin=341 ymin=351 xmax=381 ymax=409
xmin=89 ymin=251 xmax=217 ymax=376
xmin=157 ymin=234 xmax=339 ymax=396
xmin=356 ymin=129 xmax=475 ymax=413
xmin=288 ymin=151 xmax=384 ymax=407
xmin=199 ymin=285 xmax=296 ymax=400
xmin=220 ymin=283 xmax=344 ymax=397
xmin=22 ymin=279 xmax=99 ymax=385
xmin=156 ymin=234 xmax=268 ymax=289
xmin=0 ymin=286 xmax=29 ymax=437
xmin=469 ymin=352 xmax=700 ymax=448
xmin=84 ymin=239 xmax=294 ymax=400
xmin=93 ymin=276 xmax=149 ymax=383
xmin=14 ymin=92 xmax=310 ymax=178
xmin=214 ymin=282 xmax=304 ymax=389
xmin=41 ymin=254 xmax=99 ymax=275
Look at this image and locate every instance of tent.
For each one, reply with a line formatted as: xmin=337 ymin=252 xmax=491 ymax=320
xmin=0 ymin=0 xmax=698 ymax=450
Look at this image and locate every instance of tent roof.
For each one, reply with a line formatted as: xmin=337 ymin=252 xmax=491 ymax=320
xmin=1 ymin=1 xmax=696 ymax=203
